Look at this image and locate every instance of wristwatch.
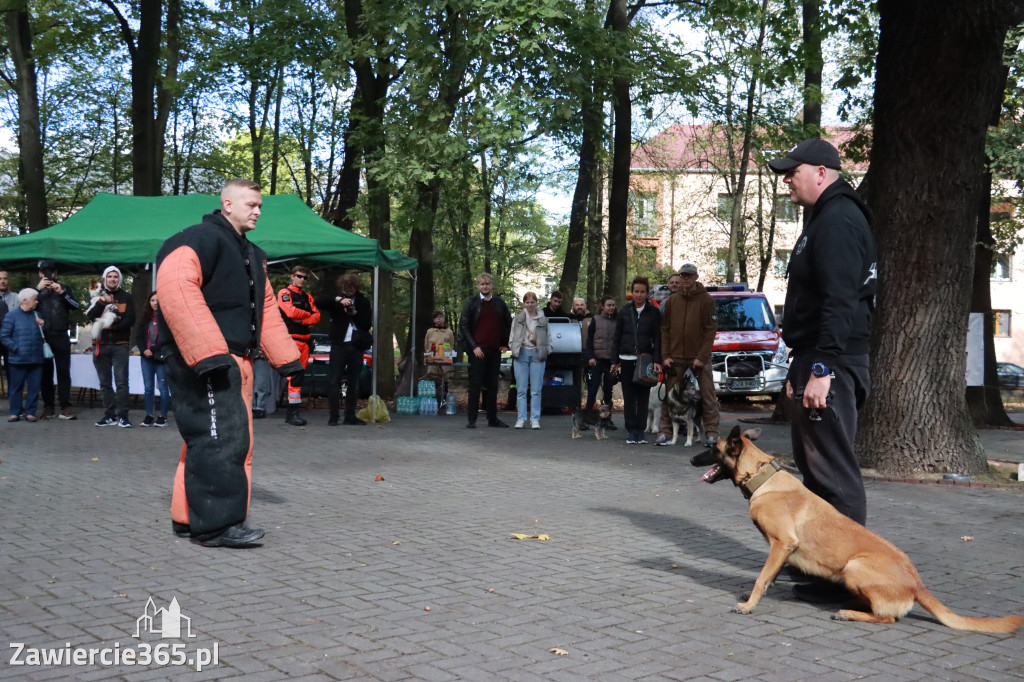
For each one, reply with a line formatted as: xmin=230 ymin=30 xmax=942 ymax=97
xmin=810 ymin=362 xmax=831 ymax=378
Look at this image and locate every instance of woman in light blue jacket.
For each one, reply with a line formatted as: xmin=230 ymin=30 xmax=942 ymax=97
xmin=509 ymin=292 xmax=551 ymax=429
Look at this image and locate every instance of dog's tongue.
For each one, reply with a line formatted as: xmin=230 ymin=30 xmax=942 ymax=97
xmin=702 ymin=465 xmax=720 ymax=483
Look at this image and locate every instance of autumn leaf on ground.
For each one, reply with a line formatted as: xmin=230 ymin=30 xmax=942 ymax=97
xmin=549 ymin=648 xmax=568 ymax=656
xmin=375 ymin=475 xmax=385 ymax=481
xmin=961 ymin=535 xmax=973 ymax=541
xmin=511 ymin=533 xmax=551 ymax=540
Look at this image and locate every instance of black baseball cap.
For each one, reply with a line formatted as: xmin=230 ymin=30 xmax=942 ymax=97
xmin=37 ymin=260 xmax=55 ymax=271
xmin=768 ymin=138 xmax=842 ymax=173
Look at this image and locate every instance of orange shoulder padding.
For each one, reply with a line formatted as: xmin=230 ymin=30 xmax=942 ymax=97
xmin=156 ymin=246 xmax=229 ymax=368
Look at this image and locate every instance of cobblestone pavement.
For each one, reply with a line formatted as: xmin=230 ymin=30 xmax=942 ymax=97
xmin=2 ymin=402 xmax=1023 ymax=681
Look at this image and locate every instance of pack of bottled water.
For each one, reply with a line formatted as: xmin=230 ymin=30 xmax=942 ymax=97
xmin=419 ymin=396 xmax=438 ymax=415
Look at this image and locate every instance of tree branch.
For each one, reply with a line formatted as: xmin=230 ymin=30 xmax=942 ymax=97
xmin=99 ymin=0 xmax=137 ymax=58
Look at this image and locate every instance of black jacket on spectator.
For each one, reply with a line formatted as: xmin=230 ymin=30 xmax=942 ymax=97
xmin=316 ymin=290 xmax=372 ymax=343
xmin=611 ymin=303 xmax=661 ymax=360
xmin=35 ymin=284 xmax=80 ymax=341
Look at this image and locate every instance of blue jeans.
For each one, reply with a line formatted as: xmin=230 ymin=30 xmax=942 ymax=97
xmin=140 ymin=355 xmax=171 ymax=417
xmin=9 ymin=363 xmax=42 ymax=416
xmin=513 ymin=348 xmax=545 ymax=422
xmin=251 ymin=358 xmax=272 ymax=411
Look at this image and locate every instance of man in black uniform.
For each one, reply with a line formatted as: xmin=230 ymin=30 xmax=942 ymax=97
xmin=769 ymin=138 xmax=877 ymax=600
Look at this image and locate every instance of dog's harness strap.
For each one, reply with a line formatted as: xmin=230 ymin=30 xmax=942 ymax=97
xmin=741 ymin=459 xmax=783 ymax=499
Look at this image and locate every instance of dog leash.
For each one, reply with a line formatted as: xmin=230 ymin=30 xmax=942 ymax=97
xmin=791 ymin=389 xmax=836 ymax=422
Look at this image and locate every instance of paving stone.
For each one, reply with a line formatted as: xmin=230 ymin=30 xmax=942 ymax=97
xmin=2 ymin=406 xmax=1023 ymax=679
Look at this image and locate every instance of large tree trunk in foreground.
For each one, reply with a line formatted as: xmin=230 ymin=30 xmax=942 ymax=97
xmin=856 ymin=0 xmax=1024 ymax=475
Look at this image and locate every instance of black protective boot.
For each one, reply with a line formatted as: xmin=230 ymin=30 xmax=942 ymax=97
xmin=285 ymin=405 xmax=307 ymax=426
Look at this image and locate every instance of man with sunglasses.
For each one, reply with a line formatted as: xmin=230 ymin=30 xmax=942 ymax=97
xmin=277 ymin=265 xmax=320 ymax=426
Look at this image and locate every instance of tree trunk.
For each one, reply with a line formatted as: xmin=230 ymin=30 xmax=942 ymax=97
xmin=588 ymin=156 xmax=605 ymax=302
xmin=967 ymin=168 xmax=1014 ymax=426
xmin=366 ymin=170 xmax=395 ymax=399
xmin=408 ymin=179 xmax=439 ymax=379
xmin=605 ymin=0 xmax=630 ymax=300
xmin=4 ymin=5 xmax=47 ymax=230
xmin=801 ymin=0 xmax=822 ymax=132
xmin=132 ymin=0 xmax=162 ymax=195
xmin=559 ymin=83 xmax=600 ymax=301
xmin=270 ymin=67 xmax=284 ymax=194
xmin=481 ymin=150 xmax=493 ymax=275
xmin=856 ymin=0 xmax=1024 ymax=475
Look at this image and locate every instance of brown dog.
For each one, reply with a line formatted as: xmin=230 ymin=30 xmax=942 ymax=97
xmin=690 ymin=425 xmax=1024 ymax=633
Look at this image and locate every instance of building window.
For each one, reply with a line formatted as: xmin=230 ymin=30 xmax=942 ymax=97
xmin=773 ymin=249 xmax=791 ymax=278
xmin=993 ymin=310 xmax=1011 ymax=337
xmin=630 ymin=192 xmax=658 ymax=237
xmin=773 ymin=195 xmax=799 ymax=222
xmin=991 ymin=253 xmax=1012 ymax=281
xmin=717 ymin=193 xmax=736 ymax=221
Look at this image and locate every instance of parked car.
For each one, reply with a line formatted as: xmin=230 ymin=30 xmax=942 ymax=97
xmin=997 ymin=362 xmax=1024 ymax=388
xmin=706 ymin=286 xmax=789 ymax=400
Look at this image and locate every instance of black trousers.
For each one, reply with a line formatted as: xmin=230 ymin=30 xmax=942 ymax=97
xmin=167 ymin=354 xmax=254 ymax=538
xmin=328 ymin=341 xmax=362 ymax=418
xmin=40 ymin=333 xmax=72 ymax=409
xmin=467 ymin=347 xmax=501 ymax=424
xmin=585 ymin=359 xmax=615 ymax=409
xmin=618 ymin=359 xmax=652 ymax=434
xmin=789 ymin=354 xmax=870 ymax=525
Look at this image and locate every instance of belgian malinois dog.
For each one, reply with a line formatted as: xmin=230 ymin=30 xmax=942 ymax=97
xmin=690 ymin=426 xmax=1024 ymax=633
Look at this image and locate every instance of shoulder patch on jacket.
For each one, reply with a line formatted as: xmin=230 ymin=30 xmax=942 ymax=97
xmin=281 ymin=293 xmax=290 ymax=302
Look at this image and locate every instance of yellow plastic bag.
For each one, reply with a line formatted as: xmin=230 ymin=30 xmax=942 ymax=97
xmin=356 ymin=394 xmax=390 ymax=423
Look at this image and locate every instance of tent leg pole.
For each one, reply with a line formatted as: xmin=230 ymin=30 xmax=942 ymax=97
xmin=410 ymin=269 xmax=418 ymax=397
xmin=371 ymin=266 xmax=379 ymax=423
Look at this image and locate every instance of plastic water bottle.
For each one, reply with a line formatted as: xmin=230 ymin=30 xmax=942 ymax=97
xmin=446 ymin=391 xmax=457 ymax=415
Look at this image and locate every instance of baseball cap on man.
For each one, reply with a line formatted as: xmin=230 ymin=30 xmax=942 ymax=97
xmin=679 ymin=263 xmax=698 ymax=275
xmin=768 ymin=138 xmax=842 ymax=173
xmin=37 ymin=260 xmax=55 ymax=271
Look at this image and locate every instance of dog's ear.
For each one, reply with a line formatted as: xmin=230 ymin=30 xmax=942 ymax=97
xmin=742 ymin=428 xmax=761 ymax=442
xmin=726 ymin=425 xmax=744 ymax=456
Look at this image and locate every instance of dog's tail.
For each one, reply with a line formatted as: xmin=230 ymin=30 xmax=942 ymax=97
xmin=916 ymin=588 xmax=1024 ymax=633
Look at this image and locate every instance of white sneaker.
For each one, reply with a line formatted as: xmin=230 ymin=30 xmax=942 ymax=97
xmin=514 ymin=419 xmax=525 ymax=429
xmin=531 ymin=420 xmax=541 ymax=430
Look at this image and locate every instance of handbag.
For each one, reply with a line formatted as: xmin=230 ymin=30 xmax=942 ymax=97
xmin=629 ymin=306 xmax=658 ymax=386
xmin=35 ymin=314 xmax=53 ymax=359
xmin=633 ymin=353 xmax=658 ymax=386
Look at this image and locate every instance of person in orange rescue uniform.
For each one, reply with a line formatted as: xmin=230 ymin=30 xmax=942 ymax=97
xmin=156 ymin=178 xmax=302 ymax=548
xmin=277 ymin=265 xmax=320 ymax=426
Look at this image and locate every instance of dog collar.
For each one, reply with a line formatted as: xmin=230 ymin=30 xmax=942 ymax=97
xmin=740 ymin=459 xmax=783 ymax=499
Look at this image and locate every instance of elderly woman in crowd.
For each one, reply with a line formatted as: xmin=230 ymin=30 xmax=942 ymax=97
xmin=1 ymin=288 xmax=46 ymax=422
xmin=509 ymin=291 xmax=551 ymax=429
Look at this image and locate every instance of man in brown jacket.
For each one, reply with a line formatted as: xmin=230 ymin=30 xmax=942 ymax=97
xmin=656 ymin=263 xmax=719 ymax=446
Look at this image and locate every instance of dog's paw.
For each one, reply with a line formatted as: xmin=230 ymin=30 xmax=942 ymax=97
xmin=732 ymin=602 xmax=755 ymax=615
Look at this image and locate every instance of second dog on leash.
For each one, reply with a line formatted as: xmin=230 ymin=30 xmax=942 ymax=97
xmin=649 ymin=377 xmax=703 ymax=446
xmin=572 ymin=404 xmax=613 ymax=440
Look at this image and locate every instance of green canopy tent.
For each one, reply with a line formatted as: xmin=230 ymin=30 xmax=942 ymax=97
xmin=0 ymin=193 xmax=416 ymax=271
xmin=0 ymin=193 xmax=419 ymax=410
